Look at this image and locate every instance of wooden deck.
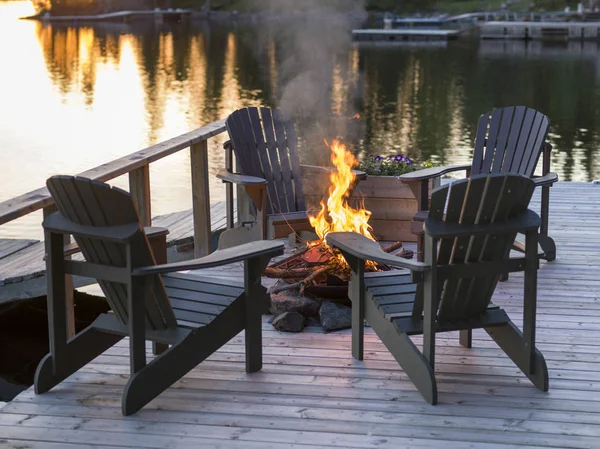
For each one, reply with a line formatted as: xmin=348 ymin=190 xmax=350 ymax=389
xmin=0 ymin=201 xmax=230 ymax=304
xmin=1 ymin=182 xmax=600 ymax=448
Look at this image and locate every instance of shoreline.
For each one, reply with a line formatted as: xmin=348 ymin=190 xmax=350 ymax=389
xmin=21 ymin=8 xmax=374 ymax=25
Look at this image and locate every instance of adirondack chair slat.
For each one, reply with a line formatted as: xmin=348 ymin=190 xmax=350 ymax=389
xmin=284 ymin=117 xmax=306 ymax=211
xmin=38 ymin=175 xmax=284 ymax=415
xmin=479 ymin=108 xmax=503 ymax=174
xmin=260 ymin=107 xmax=289 ymax=214
xmin=375 ymin=293 xmax=415 ymax=306
xmin=272 ymin=109 xmax=297 ymax=213
xmin=500 ymin=105 xmax=527 ymax=173
xmin=162 ymin=276 xmax=244 ymax=297
xmin=168 ymin=298 xmax=225 ymax=316
xmin=367 ymin=283 xmax=417 ymax=296
xmin=471 ymin=112 xmax=490 ymax=175
xmin=490 ymin=106 xmax=515 ymax=173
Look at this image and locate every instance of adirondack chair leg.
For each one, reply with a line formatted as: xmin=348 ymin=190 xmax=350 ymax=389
xmin=122 ymin=300 xmax=245 ymax=415
xmin=127 ymin=253 xmax=147 ymax=374
xmin=459 ymin=329 xmax=472 ymax=348
xmin=486 ymin=230 xmax=548 ymax=391
xmin=35 ymin=325 xmax=123 ymax=394
xmin=348 ymin=258 xmax=365 ymax=361
xmin=422 ymin=235 xmax=437 ymax=369
xmin=244 ymin=257 xmax=270 ymax=373
xmin=485 ymin=323 xmax=549 ymax=392
xmin=364 ymin=298 xmax=437 ymax=404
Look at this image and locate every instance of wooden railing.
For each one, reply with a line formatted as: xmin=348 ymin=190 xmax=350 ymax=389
xmin=0 ymin=119 xmax=227 ymax=258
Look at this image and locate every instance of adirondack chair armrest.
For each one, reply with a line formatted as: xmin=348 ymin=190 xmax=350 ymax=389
xmin=398 ymin=163 xmax=471 ymax=182
xmin=532 ymin=172 xmax=558 ymax=187
xmin=216 ymin=169 xmax=268 ymax=186
xmin=325 ymin=232 xmax=430 ymax=273
xmin=43 ymin=211 xmax=141 ymax=243
xmin=132 ymin=240 xmax=285 ymax=276
xmin=424 ymin=209 xmax=541 ymax=239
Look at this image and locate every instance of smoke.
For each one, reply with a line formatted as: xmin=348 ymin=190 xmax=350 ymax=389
xmin=257 ymin=0 xmax=368 ymax=163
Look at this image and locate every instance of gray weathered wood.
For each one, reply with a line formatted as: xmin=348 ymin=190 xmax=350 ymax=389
xmin=190 ymin=140 xmax=212 ymax=257
xmin=129 ymin=165 xmax=152 ymax=226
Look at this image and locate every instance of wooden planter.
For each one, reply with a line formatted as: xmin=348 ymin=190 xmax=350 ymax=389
xmin=301 ymin=166 xmax=425 ymax=243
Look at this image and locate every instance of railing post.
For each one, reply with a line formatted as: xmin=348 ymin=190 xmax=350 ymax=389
xmin=129 ymin=165 xmax=152 ymax=226
xmin=190 ymin=140 xmax=212 ymax=257
xmin=43 ymin=204 xmax=75 ymax=339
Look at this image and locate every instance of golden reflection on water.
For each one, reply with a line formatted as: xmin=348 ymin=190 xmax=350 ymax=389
xmin=1 ymin=1 xmax=599 ymax=239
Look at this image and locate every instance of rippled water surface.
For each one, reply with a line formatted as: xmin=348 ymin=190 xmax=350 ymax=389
xmin=2 ymin=1 xmax=600 ymax=239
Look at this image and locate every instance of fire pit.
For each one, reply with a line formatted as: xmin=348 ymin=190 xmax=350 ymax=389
xmin=265 ymin=140 xmax=413 ymax=332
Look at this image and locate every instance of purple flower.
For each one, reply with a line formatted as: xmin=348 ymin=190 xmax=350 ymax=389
xmin=405 ymin=157 xmax=413 ymax=166
xmin=394 ymin=154 xmax=405 ymax=162
xmin=388 ymin=155 xmax=394 ymax=160
xmin=374 ymin=155 xmax=384 ymax=161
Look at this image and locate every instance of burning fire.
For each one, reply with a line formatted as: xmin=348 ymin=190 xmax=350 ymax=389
xmin=308 ymin=140 xmax=375 ymax=245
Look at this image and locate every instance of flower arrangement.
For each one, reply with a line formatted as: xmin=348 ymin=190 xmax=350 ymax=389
xmin=356 ymin=154 xmax=434 ymax=176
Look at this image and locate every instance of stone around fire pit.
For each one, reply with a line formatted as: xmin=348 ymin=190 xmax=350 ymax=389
xmin=319 ymin=300 xmax=352 ymax=332
xmin=272 ymin=312 xmax=305 ymax=332
xmin=270 ymin=292 xmax=322 ymax=318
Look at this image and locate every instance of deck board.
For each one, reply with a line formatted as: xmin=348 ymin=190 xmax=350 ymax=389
xmin=1 ymin=182 xmax=600 ymax=448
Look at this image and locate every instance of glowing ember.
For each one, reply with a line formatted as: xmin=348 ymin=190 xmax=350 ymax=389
xmin=308 ymin=140 xmax=375 ymax=248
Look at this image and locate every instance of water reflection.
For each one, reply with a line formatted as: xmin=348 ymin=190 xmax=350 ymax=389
xmin=1 ymin=1 xmax=600 ymax=239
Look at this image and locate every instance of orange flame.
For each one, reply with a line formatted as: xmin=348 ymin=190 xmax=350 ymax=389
xmin=309 ymin=140 xmax=375 ymax=245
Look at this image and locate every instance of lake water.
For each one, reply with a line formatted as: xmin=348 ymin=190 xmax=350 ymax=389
xmin=2 ymin=0 xmax=600 ymax=240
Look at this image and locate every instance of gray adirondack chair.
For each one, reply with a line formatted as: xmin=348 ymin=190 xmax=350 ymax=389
xmin=217 ymin=107 xmax=366 ymax=248
xmin=400 ymin=106 xmax=557 ymax=263
xmin=326 ymin=173 xmax=549 ymax=404
xmin=35 ymin=175 xmax=284 ymax=415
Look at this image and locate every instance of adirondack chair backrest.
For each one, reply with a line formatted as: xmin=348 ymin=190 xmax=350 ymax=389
xmin=470 ymin=106 xmax=550 ymax=177
xmin=46 ymin=176 xmax=177 ymax=331
xmin=226 ymin=107 xmax=306 ymax=215
xmin=426 ymin=174 xmax=536 ymax=323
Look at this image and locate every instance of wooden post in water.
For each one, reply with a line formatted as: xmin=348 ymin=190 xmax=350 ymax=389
xmin=129 ymin=165 xmax=152 ymax=226
xmin=43 ymin=204 xmax=75 ymax=339
xmin=190 ymin=140 xmax=212 ymax=257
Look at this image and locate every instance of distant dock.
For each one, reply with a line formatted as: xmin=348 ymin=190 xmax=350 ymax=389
xmin=352 ymin=28 xmax=466 ymax=42
xmin=481 ymin=21 xmax=600 ymax=40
